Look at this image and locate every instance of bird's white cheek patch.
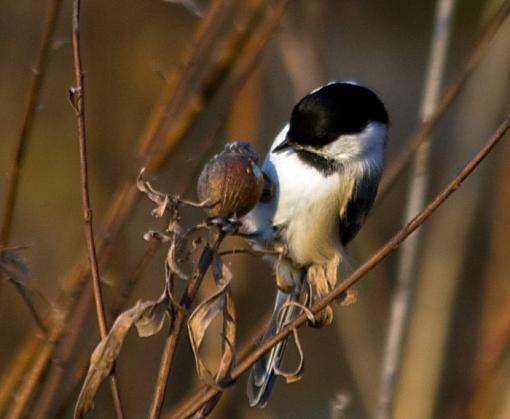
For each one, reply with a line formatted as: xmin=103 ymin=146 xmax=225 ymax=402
xmin=321 ymin=122 xmax=387 ymax=162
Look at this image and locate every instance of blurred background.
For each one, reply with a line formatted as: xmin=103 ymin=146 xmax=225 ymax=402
xmin=0 ymin=0 xmax=509 ymax=418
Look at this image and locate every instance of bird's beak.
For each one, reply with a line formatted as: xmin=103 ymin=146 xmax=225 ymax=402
xmin=273 ymin=137 xmax=292 ymax=153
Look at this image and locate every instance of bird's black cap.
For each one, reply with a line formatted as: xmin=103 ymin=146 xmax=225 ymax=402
xmin=284 ymin=82 xmax=389 ymax=150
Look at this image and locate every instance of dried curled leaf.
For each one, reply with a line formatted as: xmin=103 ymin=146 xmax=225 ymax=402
xmin=135 ymin=294 xmax=169 ymax=337
xmin=279 ymin=300 xmax=316 ymax=325
xmin=165 ymin=221 xmax=191 ymax=280
xmin=275 ymin=267 xmax=295 ymax=293
xmin=273 ymin=328 xmax=305 ymax=384
xmin=143 ymin=230 xmax=171 ymax=242
xmin=74 ymin=294 xmax=169 ymax=419
xmin=137 ymin=169 xmax=171 ymax=217
xmin=306 ymin=255 xmax=339 ymax=328
xmin=138 ymin=168 xmax=210 ymax=215
xmin=187 ymin=257 xmax=236 ymax=389
xmin=340 ymin=289 xmax=358 ymax=306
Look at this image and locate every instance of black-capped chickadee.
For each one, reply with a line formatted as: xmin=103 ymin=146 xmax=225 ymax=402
xmin=242 ymin=81 xmax=389 ymax=407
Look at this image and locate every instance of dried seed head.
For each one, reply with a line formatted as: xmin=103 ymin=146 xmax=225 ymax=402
xmin=197 ymin=142 xmax=264 ymax=217
xmin=223 ymin=141 xmax=260 ymax=164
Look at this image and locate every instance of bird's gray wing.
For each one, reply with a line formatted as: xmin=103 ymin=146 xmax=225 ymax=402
xmin=339 ymin=168 xmax=382 ymax=246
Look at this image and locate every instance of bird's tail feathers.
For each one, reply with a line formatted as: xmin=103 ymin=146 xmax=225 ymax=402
xmin=247 ymin=289 xmax=300 ymax=408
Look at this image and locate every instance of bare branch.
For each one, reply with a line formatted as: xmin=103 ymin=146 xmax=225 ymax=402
xmin=148 ymin=232 xmax=225 ymax=419
xmin=167 ymin=111 xmax=510 ymax=419
xmin=70 ymin=0 xmax=124 ymax=417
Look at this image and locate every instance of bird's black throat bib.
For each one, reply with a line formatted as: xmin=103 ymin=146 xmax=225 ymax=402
xmin=294 ymin=148 xmax=340 ymax=176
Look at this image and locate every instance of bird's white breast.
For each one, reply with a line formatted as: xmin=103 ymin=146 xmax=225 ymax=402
xmin=243 ymin=123 xmax=385 ymax=266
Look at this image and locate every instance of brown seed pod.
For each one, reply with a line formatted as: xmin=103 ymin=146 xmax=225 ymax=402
xmin=197 ymin=142 xmax=264 ymax=217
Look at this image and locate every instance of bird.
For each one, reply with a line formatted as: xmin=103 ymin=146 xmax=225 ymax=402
xmin=242 ymin=81 xmax=389 ymax=407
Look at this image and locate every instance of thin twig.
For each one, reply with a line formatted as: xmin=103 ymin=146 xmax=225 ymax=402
xmin=148 ymin=232 xmax=225 ymax=419
xmin=167 ymin=111 xmax=510 ymax=419
xmin=10 ymin=281 xmax=48 ymax=335
xmin=70 ymin=0 xmax=124 ymax=417
xmin=0 ymin=0 xmax=62 ymax=248
xmin=377 ymin=0 xmax=457 ymax=417
xmin=0 ymin=249 xmax=49 ymax=335
xmin=378 ymin=0 xmax=510 ymax=198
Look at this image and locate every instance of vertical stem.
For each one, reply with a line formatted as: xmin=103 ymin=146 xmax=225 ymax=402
xmin=148 ymin=234 xmax=224 ymax=419
xmin=70 ymin=1 xmax=124 ymax=418
xmin=376 ymin=0 xmax=456 ymax=418
xmin=0 ymin=0 xmax=62 ymax=248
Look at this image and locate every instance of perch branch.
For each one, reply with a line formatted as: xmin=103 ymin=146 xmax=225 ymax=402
xmin=70 ymin=0 xmax=124 ymax=417
xmin=167 ymin=111 xmax=510 ymax=419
